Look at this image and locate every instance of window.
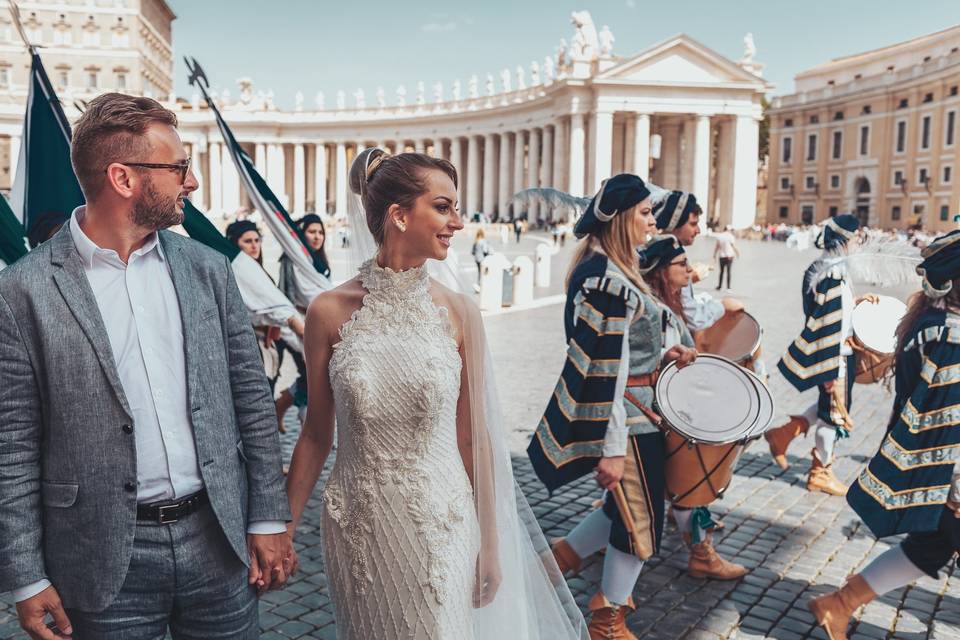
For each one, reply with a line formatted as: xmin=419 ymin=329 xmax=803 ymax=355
xmin=830 ymin=174 xmax=840 ymax=189
xmin=805 ymin=175 xmax=816 ymax=190
xmin=806 ymin=133 xmax=817 ymax=161
xmin=829 ymin=206 xmax=838 ymax=218
xmin=801 ymin=205 xmax=814 ymax=224
xmin=83 ymin=29 xmax=100 ymax=46
xmin=116 ymin=72 xmax=126 ymax=90
xmin=0 ymin=68 xmax=8 ymax=88
xmin=898 ymin=98 xmax=909 ymax=109
xmin=810 ymin=115 xmax=819 ymax=124
xmin=921 ymin=115 xmax=931 ymax=150
xmin=892 ymin=206 xmax=901 ymax=221
xmin=946 ymin=111 xmax=956 ymax=147
xmin=833 ymin=111 xmax=844 ymax=121
xmin=779 ymin=206 xmax=789 ymax=219
xmin=780 ymin=177 xmax=790 ymax=190
xmin=784 ymin=118 xmax=793 ymax=127
xmin=893 ymin=170 xmax=904 ymax=186
xmin=86 ymin=71 xmax=97 ymax=90
xmin=782 ymin=137 xmax=792 ymax=163
xmin=924 ymin=92 xmax=934 ymax=103
xmin=952 ymin=86 xmax=959 ymax=97
xmin=859 ymin=125 xmax=869 ymax=156
xmin=862 ymin=105 xmax=872 ymax=115
xmin=945 ymin=166 xmax=953 ymax=184
xmin=919 ymin=167 xmax=929 ymax=185
xmin=832 ymin=130 xmax=842 ymax=159
xmin=914 ymin=203 xmax=926 ymax=222
xmin=896 ymin=120 xmax=907 ymax=153
xmin=941 ymin=205 xmax=950 ymax=222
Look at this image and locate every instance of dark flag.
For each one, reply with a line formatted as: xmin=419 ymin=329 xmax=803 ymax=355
xmin=0 ymin=193 xmax=27 ymax=267
xmin=10 ymin=49 xmax=84 ymax=247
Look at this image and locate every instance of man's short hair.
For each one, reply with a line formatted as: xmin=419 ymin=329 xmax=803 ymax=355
xmin=70 ymin=92 xmax=178 ymax=200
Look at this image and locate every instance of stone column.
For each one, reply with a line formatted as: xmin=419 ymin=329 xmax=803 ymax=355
xmin=513 ymin=130 xmax=526 ymax=219
xmin=634 ymin=114 xmax=651 ymax=180
xmin=498 ymin=132 xmax=511 ymax=218
xmin=255 ymin=143 xmax=266 ymax=175
xmin=568 ymin=114 xmax=585 ymax=196
xmin=293 ymin=143 xmax=306 ymax=214
xmin=314 ymin=143 xmax=327 ymax=214
xmin=693 ymin=115 xmax=711 ymax=215
xmin=335 ymin=142 xmax=347 ymax=215
xmin=415 ymin=139 xmax=425 ymax=154
xmin=591 ymin=111 xmax=613 ymax=192
xmin=8 ymin=134 xmax=20 ymax=187
xmin=730 ymin=116 xmax=760 ymax=229
xmin=527 ymin=127 xmax=541 ymax=221
xmin=208 ymin=140 xmax=222 ymax=214
xmin=221 ymin=146 xmax=240 ymax=216
xmin=466 ymin=135 xmax=481 ymax=215
xmin=482 ymin=133 xmax=497 ymax=216
xmin=553 ymin=118 xmax=566 ymax=192
xmin=541 ymin=125 xmax=554 ymax=188
xmin=267 ymin=143 xmax=286 ymax=201
xmin=450 ymin=137 xmax=464 ymax=209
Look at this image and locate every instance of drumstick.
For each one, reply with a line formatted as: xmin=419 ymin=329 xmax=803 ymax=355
xmin=611 ymin=482 xmax=646 ymax=556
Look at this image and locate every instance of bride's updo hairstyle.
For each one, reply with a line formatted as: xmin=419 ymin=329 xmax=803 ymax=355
xmin=349 ymin=147 xmax=459 ymax=244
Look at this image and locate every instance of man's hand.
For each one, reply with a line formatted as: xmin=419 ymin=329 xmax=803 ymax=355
xmin=664 ymin=345 xmax=697 ymax=368
xmin=595 ymin=456 xmax=625 ymax=490
xmin=16 ymin=586 xmax=72 ymax=640
xmin=247 ymin=533 xmax=296 ymax=596
xmin=856 ymin=293 xmax=880 ymax=305
xmin=947 ymin=500 xmax=960 ymax=518
xmin=287 ymin=315 xmax=305 ymax=338
xmin=823 ymin=379 xmax=836 ymax=393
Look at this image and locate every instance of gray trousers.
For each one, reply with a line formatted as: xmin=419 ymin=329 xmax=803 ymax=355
xmin=65 ymin=504 xmax=258 ymax=640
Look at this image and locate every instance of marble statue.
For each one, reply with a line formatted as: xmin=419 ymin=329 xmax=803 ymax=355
xmin=569 ymin=11 xmax=599 ymax=62
xmin=295 ymin=90 xmax=304 ymax=111
xmin=237 ymin=78 xmax=254 ymax=106
xmin=530 ymin=60 xmax=541 ymax=86
xmin=500 ymin=68 xmax=512 ymax=93
xmin=432 ymin=81 xmax=443 ymax=103
xmin=336 ymin=90 xmax=346 ymax=110
xmin=556 ymin=37 xmax=568 ymax=68
xmin=376 ymin=86 xmax=386 ymax=109
xmin=353 ymin=88 xmax=366 ymax=109
xmin=599 ymin=25 xmax=614 ymax=57
xmin=314 ymin=90 xmax=325 ymax=110
xmin=485 ymin=73 xmax=495 ymax=96
xmin=543 ymin=56 xmax=555 ymax=83
xmin=396 ymin=84 xmax=407 ymax=107
xmin=264 ymin=89 xmax=275 ymax=111
xmin=515 ymin=65 xmax=526 ymax=91
xmin=742 ymin=32 xmax=757 ymax=63
xmin=416 ymin=81 xmax=425 ymax=106
xmin=468 ymin=74 xmax=479 ymax=99
xmin=452 ymin=79 xmax=462 ymax=102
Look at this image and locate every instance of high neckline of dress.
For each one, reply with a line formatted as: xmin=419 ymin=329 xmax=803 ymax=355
xmin=360 ymin=257 xmax=429 ymax=295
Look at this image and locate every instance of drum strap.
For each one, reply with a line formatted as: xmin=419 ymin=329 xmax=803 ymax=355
xmin=625 ymin=373 xmax=662 ymax=424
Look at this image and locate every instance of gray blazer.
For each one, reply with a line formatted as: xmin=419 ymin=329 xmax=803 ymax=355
xmin=0 ymin=225 xmax=291 ymax=611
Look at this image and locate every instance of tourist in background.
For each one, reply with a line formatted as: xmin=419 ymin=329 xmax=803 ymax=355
xmin=472 ymin=226 xmax=490 ymax=284
xmin=713 ymin=225 xmax=739 ymax=291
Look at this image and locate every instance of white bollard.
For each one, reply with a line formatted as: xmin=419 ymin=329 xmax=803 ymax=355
xmin=479 ymin=253 xmax=511 ymax=311
xmin=512 ymin=256 xmax=534 ymax=306
xmin=535 ymin=244 xmax=552 ymax=288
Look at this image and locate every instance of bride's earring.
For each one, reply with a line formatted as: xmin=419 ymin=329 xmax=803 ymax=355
xmin=394 ymin=219 xmax=407 ymax=233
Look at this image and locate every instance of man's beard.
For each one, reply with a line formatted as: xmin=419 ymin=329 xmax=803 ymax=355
xmin=130 ymin=177 xmax=183 ymax=230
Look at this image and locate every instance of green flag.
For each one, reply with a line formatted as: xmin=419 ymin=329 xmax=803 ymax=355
xmin=0 ymin=193 xmax=27 ymax=266
xmin=181 ymin=199 xmax=239 ymax=260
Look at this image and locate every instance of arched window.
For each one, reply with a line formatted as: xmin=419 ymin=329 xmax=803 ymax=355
xmin=854 ymin=177 xmax=871 ymax=226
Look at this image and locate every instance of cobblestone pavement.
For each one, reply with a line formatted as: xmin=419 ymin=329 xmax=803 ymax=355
xmin=3 ymin=235 xmax=959 ymax=639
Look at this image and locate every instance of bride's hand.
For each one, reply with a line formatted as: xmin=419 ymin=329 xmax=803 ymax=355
xmin=473 ymin=548 xmax=502 ymax=608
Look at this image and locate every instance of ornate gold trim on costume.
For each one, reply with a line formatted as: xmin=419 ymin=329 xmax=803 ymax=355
xmin=856 ymin=468 xmax=950 ymax=509
xmin=879 ymin=434 xmax=960 ymax=471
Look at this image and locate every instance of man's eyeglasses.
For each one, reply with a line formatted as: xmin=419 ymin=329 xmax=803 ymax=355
xmin=115 ymin=158 xmax=192 ymax=184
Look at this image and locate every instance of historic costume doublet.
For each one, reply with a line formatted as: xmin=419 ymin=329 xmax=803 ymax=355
xmin=777 ymin=257 xmax=857 ymax=432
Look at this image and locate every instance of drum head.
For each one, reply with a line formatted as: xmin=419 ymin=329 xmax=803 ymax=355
xmin=702 ymin=311 xmax=762 ymax=363
xmin=656 ymin=355 xmax=766 ymax=444
xmin=742 ymin=367 xmax=775 ymax=439
xmin=853 ymin=296 xmax=906 ymax=354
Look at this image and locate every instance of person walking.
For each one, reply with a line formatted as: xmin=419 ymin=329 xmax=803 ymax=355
xmin=713 ymin=225 xmax=739 ymax=291
xmin=472 ymin=227 xmax=490 ymax=284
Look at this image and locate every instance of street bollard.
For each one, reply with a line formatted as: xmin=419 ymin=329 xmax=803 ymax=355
xmin=479 ymin=253 xmax=511 ymax=311
xmin=512 ymin=256 xmax=534 ymax=306
xmin=535 ymin=244 xmax=552 ymax=288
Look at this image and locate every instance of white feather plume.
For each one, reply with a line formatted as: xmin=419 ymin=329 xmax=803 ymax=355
xmin=807 ymin=235 xmax=922 ymax=292
xmin=509 ymin=188 xmax=591 ymax=214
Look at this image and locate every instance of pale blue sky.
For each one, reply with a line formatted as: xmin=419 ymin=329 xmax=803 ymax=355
xmin=167 ymin=1 xmax=960 ymax=107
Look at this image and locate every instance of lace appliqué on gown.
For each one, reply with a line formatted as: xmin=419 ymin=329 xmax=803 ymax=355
xmin=322 ymin=259 xmax=480 ymax=640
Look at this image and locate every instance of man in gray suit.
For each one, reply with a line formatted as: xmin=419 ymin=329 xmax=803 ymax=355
xmin=0 ymin=93 xmax=295 ymax=639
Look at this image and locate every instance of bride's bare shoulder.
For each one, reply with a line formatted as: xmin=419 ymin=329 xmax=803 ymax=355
xmin=306 ymin=277 xmax=366 ymax=329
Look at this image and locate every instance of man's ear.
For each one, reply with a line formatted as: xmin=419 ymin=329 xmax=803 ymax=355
xmin=104 ymin=163 xmax=137 ymax=200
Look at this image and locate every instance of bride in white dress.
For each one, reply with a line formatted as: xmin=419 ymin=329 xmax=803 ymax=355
xmin=285 ymin=148 xmax=587 ymax=639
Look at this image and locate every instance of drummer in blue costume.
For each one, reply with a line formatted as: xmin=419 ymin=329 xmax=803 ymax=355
xmin=807 ymin=231 xmax=960 ymax=640
xmin=768 ymin=214 xmax=878 ymax=495
xmin=527 ymin=174 xmax=705 ymax=639
xmin=653 ymin=189 xmax=765 ymax=380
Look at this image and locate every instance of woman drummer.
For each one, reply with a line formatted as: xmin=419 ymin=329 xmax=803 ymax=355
xmin=639 ymin=235 xmax=747 ymax=581
xmin=808 ymin=230 xmax=960 ymax=640
xmin=769 ymin=214 xmax=878 ymax=495
xmin=527 ymin=174 xmax=697 ymax=639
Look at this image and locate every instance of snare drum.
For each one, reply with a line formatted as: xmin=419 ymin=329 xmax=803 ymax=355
xmin=655 ymin=355 xmax=774 ymax=507
xmin=696 ymin=310 xmax=763 ymax=369
xmin=850 ymin=296 xmax=907 ymax=384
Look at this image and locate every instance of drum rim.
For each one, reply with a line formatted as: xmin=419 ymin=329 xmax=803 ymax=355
xmin=656 ymin=354 xmax=766 ymax=445
xmin=852 ymin=295 xmax=906 ymax=355
xmin=706 ymin=311 xmax=763 ymax=363
xmin=741 ymin=365 xmax=775 ymax=439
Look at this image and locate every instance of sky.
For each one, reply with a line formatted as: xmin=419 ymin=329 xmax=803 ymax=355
xmin=167 ymin=0 xmax=960 ymax=109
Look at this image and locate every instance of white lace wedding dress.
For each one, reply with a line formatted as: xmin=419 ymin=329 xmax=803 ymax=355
xmin=322 ymin=259 xmax=481 ymax=639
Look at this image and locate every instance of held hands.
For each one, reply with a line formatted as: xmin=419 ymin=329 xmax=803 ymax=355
xmin=856 ymin=293 xmax=880 ymax=305
xmin=16 ymin=586 xmax=72 ymax=640
xmin=247 ymin=533 xmax=298 ymax=596
xmin=473 ymin=545 xmax=502 ymax=608
xmin=664 ymin=345 xmax=697 ymax=369
xmin=948 ymin=500 xmax=960 ymax=519
xmin=595 ymin=455 xmax=625 ymax=490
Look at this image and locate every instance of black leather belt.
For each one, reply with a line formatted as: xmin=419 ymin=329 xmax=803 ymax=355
xmin=137 ymin=489 xmax=208 ymax=524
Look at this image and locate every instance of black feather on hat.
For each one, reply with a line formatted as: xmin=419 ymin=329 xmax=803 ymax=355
xmin=574 ymin=174 xmax=651 ymax=238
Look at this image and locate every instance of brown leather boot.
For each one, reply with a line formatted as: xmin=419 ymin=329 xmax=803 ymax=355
xmin=687 ymin=534 xmax=748 ymax=580
xmin=808 ymin=574 xmax=877 ymax=640
xmin=807 ymin=449 xmax=848 ymax=496
xmin=587 ymin=592 xmax=638 ymax=640
xmin=551 ymin=538 xmax=582 ymax=574
xmin=764 ymin=415 xmax=809 ymax=470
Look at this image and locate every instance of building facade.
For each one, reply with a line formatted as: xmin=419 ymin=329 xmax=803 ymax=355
xmin=0 ymin=6 xmax=769 ymax=228
xmin=767 ymin=26 xmax=960 ymax=231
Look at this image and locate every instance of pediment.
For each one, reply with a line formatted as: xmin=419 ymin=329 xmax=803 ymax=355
xmin=597 ymin=35 xmax=766 ymax=85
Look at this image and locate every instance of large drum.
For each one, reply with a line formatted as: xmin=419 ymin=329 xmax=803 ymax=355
xmin=655 ymin=355 xmax=774 ymax=507
xmin=851 ymin=296 xmax=907 ymax=384
xmin=696 ymin=310 xmax=763 ymax=369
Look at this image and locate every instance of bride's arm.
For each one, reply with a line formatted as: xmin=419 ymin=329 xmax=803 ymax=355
xmin=285 ymin=294 xmax=338 ymax=536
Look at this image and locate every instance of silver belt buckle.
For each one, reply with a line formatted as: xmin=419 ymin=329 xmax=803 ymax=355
xmin=158 ymin=504 xmax=179 ymax=524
